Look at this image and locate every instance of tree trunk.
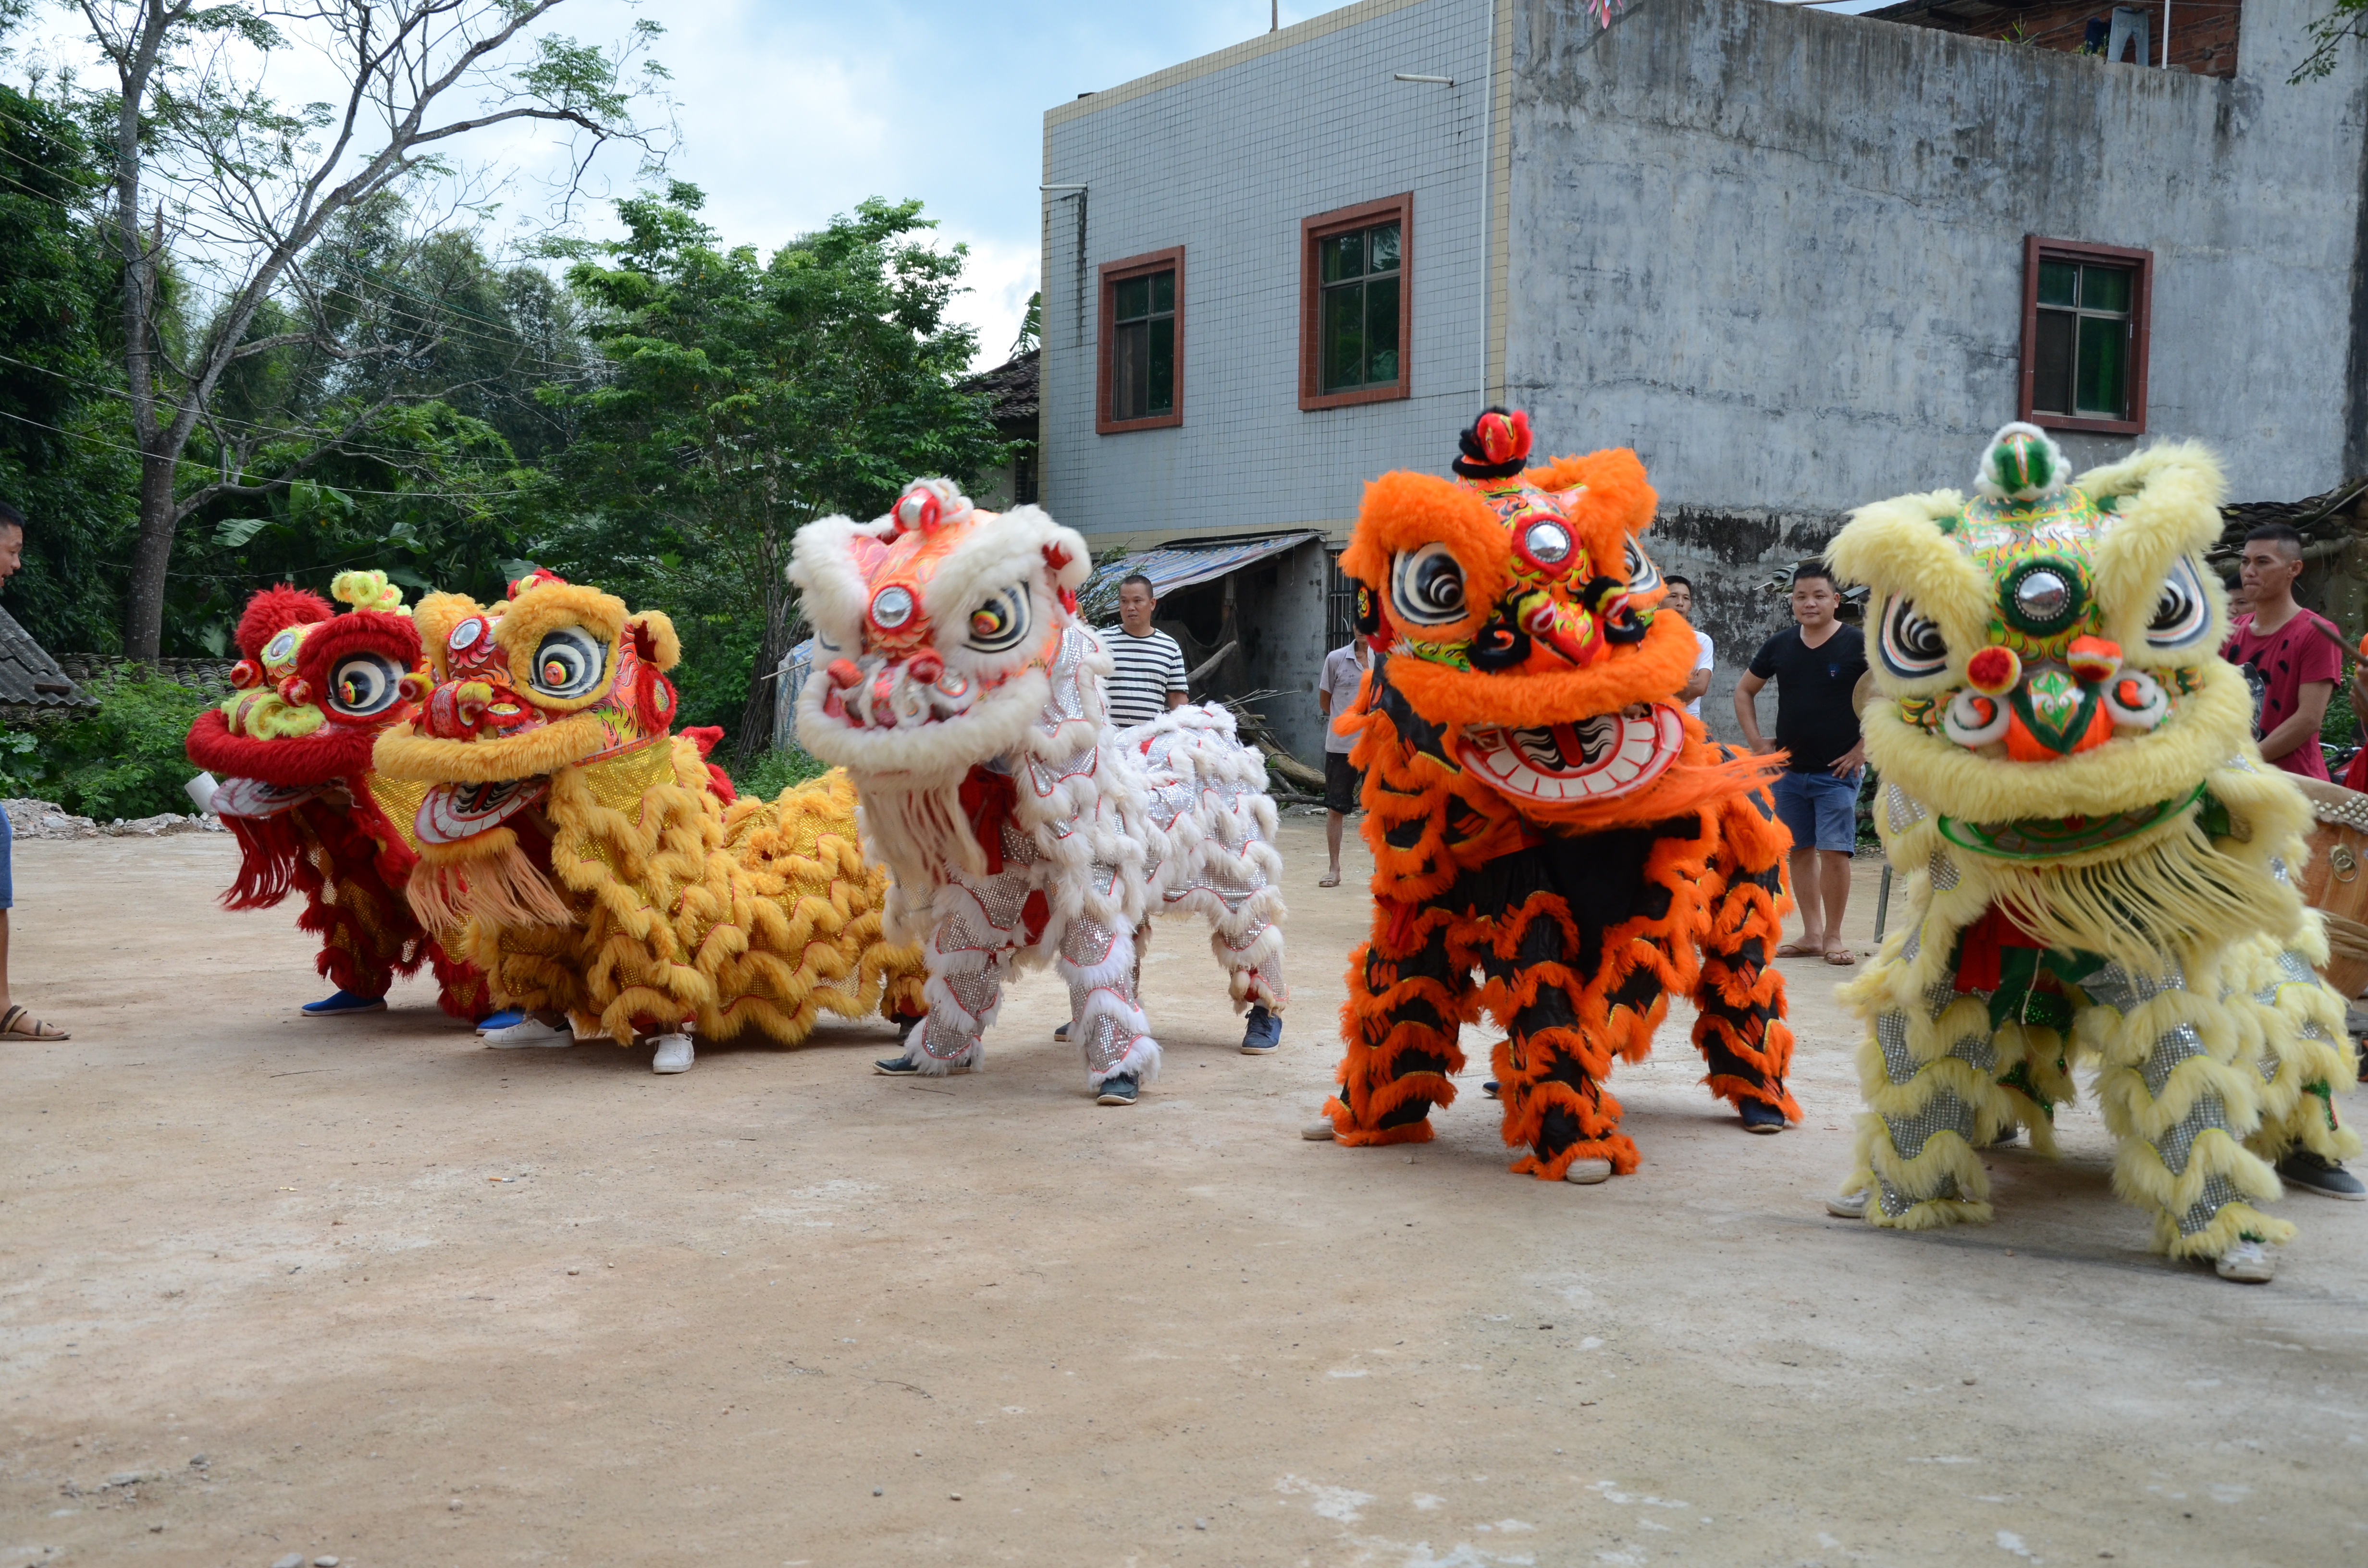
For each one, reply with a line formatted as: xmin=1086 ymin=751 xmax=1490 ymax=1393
xmin=733 ymin=519 xmax=794 ymax=764
xmin=123 ymin=453 xmax=180 ymax=662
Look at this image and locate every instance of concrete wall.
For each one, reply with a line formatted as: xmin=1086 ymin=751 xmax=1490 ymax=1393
xmin=1039 ymin=0 xmax=1498 ymax=549
xmin=1504 ymin=0 xmax=2368 ymax=735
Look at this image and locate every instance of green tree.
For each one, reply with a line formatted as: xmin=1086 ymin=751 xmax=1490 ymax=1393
xmin=65 ymin=0 xmax=666 ymax=660
xmin=0 ymin=76 xmax=136 ymax=653
xmin=546 ymin=184 xmax=1007 ymax=759
xmin=2295 ymin=1 xmax=2368 ymax=79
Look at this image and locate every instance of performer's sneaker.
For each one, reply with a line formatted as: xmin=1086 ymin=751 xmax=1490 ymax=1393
xmin=1564 ymin=1158 xmax=1613 ymax=1185
xmin=2214 ymin=1238 xmax=2276 ymax=1283
xmin=475 ymin=1007 xmax=525 ymax=1034
xmin=484 ymin=1016 xmax=573 ymax=1049
xmin=1053 ymin=1021 xmax=1069 ymax=1042
xmin=2278 ymin=1151 xmax=2368 ymax=1200
xmin=1240 ymin=1005 xmax=1282 ymax=1054
xmin=1825 ymin=1190 xmax=1871 ymax=1219
xmin=650 ymin=1034 xmax=694 ymax=1074
xmin=1301 ymin=1118 xmax=1339 ymax=1140
xmin=1981 ymin=1124 xmax=2022 ymax=1149
xmin=1482 ymin=1080 xmax=1501 ymax=1099
xmin=302 ymin=989 xmax=386 ymax=1017
xmin=874 ymin=1056 xmax=973 ymax=1077
xmin=1096 ymin=1074 xmax=1139 ymax=1106
xmin=1738 ymin=1100 xmax=1788 ymax=1134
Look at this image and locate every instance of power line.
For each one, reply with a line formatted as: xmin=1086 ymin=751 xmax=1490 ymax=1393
xmin=0 ymin=406 xmax=543 ymax=502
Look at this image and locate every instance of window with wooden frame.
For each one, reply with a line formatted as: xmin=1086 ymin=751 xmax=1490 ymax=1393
xmin=2019 ymin=237 xmax=2151 ymax=435
xmin=1300 ymin=195 xmax=1411 ymax=411
xmin=1097 ymin=247 xmax=1184 ymax=434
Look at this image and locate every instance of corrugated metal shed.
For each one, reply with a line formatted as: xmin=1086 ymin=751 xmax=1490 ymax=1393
xmin=1076 ymin=531 xmax=1324 ymax=622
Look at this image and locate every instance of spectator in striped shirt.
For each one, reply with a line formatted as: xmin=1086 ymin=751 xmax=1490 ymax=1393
xmin=1100 ymin=574 xmax=1189 ymax=727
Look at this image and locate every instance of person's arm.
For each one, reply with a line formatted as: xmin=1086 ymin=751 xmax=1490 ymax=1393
xmin=2261 ymin=681 xmax=2335 ymax=762
xmin=1734 ymin=670 xmax=1774 ymax=753
xmin=1678 ymin=666 xmax=1712 ymax=703
xmin=1166 ymin=641 xmax=1188 ymax=709
xmin=1828 ymin=738 xmax=1867 ymax=778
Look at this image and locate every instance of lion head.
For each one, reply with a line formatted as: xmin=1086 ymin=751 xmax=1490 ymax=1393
xmin=1341 ymin=407 xmax=1700 ymax=813
xmin=788 ymin=479 xmax=1093 ymax=784
xmin=1828 ymin=423 xmax=2239 ymax=838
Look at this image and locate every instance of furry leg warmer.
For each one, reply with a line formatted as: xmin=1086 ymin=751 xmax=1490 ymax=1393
xmin=1057 ymin=896 xmax=1159 ymax=1088
xmin=1324 ymin=906 xmax=1471 ymax=1146
xmin=1692 ymin=786 xmax=1800 ymax=1117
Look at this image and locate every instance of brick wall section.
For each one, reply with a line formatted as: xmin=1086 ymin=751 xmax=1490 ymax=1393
xmin=1878 ymin=0 xmax=2243 ymax=78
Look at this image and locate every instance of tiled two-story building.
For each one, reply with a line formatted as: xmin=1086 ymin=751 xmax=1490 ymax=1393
xmin=1041 ymin=0 xmax=2368 ymax=757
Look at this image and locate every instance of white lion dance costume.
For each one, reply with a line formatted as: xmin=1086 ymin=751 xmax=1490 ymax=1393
xmin=1831 ymin=424 xmax=2359 ymax=1282
xmin=789 ymin=480 xmax=1289 ymax=1102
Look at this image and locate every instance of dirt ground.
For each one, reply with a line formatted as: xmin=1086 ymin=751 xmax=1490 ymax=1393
xmin=3 ymin=815 xmax=2365 ymax=1568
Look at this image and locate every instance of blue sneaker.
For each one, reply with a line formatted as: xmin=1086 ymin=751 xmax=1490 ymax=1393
xmin=1240 ymin=1004 xmax=1282 ymax=1054
xmin=302 ymin=989 xmax=386 ymax=1017
xmin=476 ymin=1007 xmax=525 ymax=1033
xmin=1738 ymin=1098 xmax=1788 ymax=1134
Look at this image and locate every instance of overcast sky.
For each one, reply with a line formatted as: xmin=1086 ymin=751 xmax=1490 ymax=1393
xmin=19 ymin=0 xmax=1890 ymax=370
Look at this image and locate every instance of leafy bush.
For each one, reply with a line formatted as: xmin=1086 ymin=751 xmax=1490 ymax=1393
xmin=0 ymin=669 xmax=218 ymax=820
xmin=729 ymin=745 xmax=830 ymax=802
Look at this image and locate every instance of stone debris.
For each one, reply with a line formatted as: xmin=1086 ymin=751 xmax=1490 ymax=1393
xmin=272 ymin=1555 xmax=304 ymax=1568
xmin=1 ymin=798 xmax=224 ymax=839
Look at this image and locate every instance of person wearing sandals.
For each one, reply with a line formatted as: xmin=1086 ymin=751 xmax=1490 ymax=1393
xmin=1735 ymin=562 xmax=1867 ymax=968
xmin=1317 ymin=634 xmax=1371 ymax=888
xmin=0 ymin=501 xmax=67 ymax=1042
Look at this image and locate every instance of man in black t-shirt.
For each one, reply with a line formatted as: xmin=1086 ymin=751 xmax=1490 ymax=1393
xmin=1735 ymin=563 xmax=1868 ymax=967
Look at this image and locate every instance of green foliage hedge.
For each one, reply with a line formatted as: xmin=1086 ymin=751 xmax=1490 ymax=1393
xmin=0 ymin=669 xmax=217 ymax=821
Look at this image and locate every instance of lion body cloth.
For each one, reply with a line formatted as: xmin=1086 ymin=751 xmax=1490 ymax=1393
xmin=369 ymin=568 xmax=924 ymax=1073
xmin=1316 ymin=408 xmax=1798 ymax=1181
xmin=186 ymin=571 xmax=490 ymax=1021
xmin=1830 ymin=423 xmax=2358 ymax=1281
xmin=788 ymin=479 xmax=1289 ymax=1097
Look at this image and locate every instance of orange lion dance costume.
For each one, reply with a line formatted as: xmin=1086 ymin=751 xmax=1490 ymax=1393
xmin=1313 ymin=408 xmax=1798 ymax=1182
xmin=185 ymin=572 xmax=490 ymax=1021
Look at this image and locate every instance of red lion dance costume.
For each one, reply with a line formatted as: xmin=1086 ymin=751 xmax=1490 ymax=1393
xmin=1312 ymin=409 xmax=1798 ymax=1182
xmin=185 ymin=571 xmax=489 ymax=1020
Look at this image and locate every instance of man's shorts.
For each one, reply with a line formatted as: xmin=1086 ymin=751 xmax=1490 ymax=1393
xmin=1772 ymin=768 xmax=1860 ymax=855
xmin=1324 ymin=751 xmax=1363 ymax=814
xmin=0 ymin=801 xmax=14 ymax=910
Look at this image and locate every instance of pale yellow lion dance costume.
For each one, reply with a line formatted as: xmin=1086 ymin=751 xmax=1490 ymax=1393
xmin=1831 ymin=424 xmax=2358 ymax=1281
xmin=371 ymin=568 xmax=925 ymax=1073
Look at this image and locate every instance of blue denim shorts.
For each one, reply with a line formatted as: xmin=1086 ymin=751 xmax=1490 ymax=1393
xmin=1772 ymin=768 xmax=1860 ymax=855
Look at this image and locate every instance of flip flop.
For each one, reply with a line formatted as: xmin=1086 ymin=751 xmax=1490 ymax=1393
xmin=1318 ymin=872 xmax=1342 ymax=888
xmin=1775 ymin=941 xmax=1821 ymax=958
xmin=1824 ymin=947 xmax=1858 ymax=966
xmin=0 ymin=1004 xmax=68 ymax=1041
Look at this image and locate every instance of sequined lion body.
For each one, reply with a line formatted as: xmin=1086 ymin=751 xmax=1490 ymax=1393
xmin=1830 ymin=424 xmax=2357 ymax=1267
xmin=369 ymin=570 xmax=924 ymax=1058
xmin=788 ymin=480 xmax=1288 ymax=1092
xmin=185 ymin=572 xmax=490 ymax=1020
xmin=1317 ymin=409 xmax=1798 ymax=1180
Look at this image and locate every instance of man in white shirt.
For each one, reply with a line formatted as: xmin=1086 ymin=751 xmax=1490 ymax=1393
xmin=1316 ymin=636 xmax=1372 ymax=887
xmin=1665 ymin=575 xmax=1714 ymax=718
xmin=1100 ymin=575 xmax=1188 ymax=727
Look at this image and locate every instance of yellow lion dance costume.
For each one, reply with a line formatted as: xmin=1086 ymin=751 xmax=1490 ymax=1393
xmin=1830 ymin=423 xmax=2359 ymax=1282
xmin=371 ymin=568 xmax=925 ymax=1073
xmin=1312 ymin=407 xmax=1797 ymax=1182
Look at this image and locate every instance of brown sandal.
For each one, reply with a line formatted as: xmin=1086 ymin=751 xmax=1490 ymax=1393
xmin=0 ymin=1004 xmax=68 ymax=1040
xmin=1823 ymin=946 xmax=1857 ymax=967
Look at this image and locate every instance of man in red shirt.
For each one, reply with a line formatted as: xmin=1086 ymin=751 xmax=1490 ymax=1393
xmin=2225 ymin=523 xmax=2341 ymax=781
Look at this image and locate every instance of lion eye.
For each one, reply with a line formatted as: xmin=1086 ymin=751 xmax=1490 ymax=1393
xmin=2147 ymin=557 xmax=2211 ymax=649
xmin=1390 ymin=543 xmax=1467 ymax=626
xmin=328 ymin=651 xmax=406 ymax=717
xmin=1623 ymin=537 xmax=1663 ymax=596
xmin=528 ymin=627 xmax=607 ymax=699
xmin=967 ymin=587 xmax=1030 ymax=653
xmin=1876 ymin=594 xmax=1949 ymax=680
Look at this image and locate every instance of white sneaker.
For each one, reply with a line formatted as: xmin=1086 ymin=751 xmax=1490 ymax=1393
xmin=1826 ymin=1190 xmax=1871 ymax=1219
xmin=651 ymin=1034 xmax=694 ymax=1074
xmin=484 ymin=1017 xmax=573 ymax=1049
xmin=2214 ymin=1238 xmax=2275 ymax=1283
xmin=1301 ymin=1118 xmax=1339 ymax=1141
xmin=1564 ymin=1158 xmax=1613 ymax=1185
